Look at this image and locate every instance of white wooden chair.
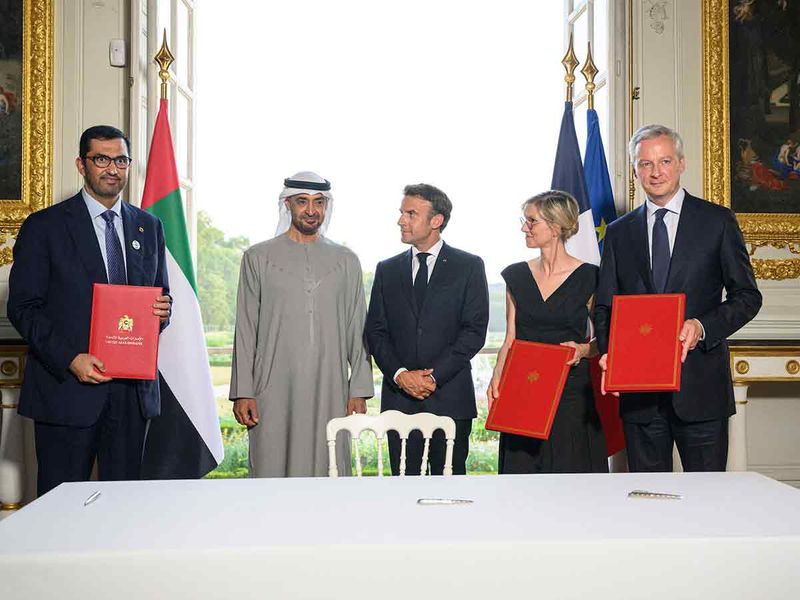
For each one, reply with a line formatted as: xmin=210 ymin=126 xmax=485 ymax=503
xmin=326 ymin=410 xmax=456 ymax=477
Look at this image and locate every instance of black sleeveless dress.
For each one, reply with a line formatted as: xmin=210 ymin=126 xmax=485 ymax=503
xmin=498 ymin=262 xmax=608 ymax=474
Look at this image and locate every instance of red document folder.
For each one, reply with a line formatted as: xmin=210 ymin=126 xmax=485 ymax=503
xmin=485 ymin=340 xmax=575 ymax=440
xmin=88 ymin=284 xmax=162 ymax=380
xmin=605 ymin=293 xmax=685 ymax=392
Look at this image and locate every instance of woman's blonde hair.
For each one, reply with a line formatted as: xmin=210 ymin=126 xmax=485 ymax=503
xmin=521 ymin=190 xmax=579 ymax=241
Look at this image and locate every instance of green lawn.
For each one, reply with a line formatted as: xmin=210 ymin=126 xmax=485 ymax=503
xmin=203 ymin=331 xmax=500 ymax=478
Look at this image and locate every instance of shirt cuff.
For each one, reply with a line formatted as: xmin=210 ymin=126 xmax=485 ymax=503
xmin=694 ymin=318 xmax=706 ymax=341
xmin=393 ymin=367 xmax=408 ymax=384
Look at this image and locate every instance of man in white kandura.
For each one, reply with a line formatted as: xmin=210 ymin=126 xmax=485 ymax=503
xmin=229 ymin=171 xmax=374 ymax=477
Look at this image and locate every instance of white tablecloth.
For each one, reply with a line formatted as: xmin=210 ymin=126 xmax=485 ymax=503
xmin=1 ymin=472 xmax=799 ymax=599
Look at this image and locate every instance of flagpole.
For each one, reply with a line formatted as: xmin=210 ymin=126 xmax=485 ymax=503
xmin=561 ymin=33 xmax=579 ymax=102
xmin=580 ymin=42 xmax=598 ymax=110
xmin=155 ymin=30 xmax=175 ymax=101
xmin=140 ymin=29 xmax=225 ymax=477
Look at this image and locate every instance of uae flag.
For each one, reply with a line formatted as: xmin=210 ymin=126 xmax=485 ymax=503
xmin=140 ymin=99 xmax=224 ymax=478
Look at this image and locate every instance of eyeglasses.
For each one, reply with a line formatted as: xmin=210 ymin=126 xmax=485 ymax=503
xmin=84 ymin=154 xmax=133 ymax=169
xmin=519 ymin=216 xmax=543 ymax=230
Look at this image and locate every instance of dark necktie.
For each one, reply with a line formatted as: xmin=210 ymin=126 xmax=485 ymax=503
xmin=101 ymin=210 xmax=127 ymax=285
xmin=414 ymin=252 xmax=430 ymax=311
xmin=651 ymin=208 xmax=670 ymax=293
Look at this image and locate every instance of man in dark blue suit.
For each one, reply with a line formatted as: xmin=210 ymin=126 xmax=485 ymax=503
xmin=7 ymin=125 xmax=172 ymax=496
xmin=594 ymin=124 xmax=761 ymax=472
xmin=366 ymin=184 xmax=489 ymax=475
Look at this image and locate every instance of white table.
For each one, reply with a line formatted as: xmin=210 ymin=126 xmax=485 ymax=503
xmin=1 ymin=472 xmax=799 ymax=599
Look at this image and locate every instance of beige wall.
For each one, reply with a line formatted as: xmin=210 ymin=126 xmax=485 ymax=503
xmin=0 ymin=0 xmax=130 ymax=341
xmin=53 ymin=0 xmax=130 ymax=202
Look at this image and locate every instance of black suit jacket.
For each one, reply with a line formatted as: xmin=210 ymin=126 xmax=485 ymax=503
xmin=366 ymin=242 xmax=489 ymax=419
xmin=7 ymin=192 xmax=170 ymax=427
xmin=594 ymin=192 xmax=761 ymax=423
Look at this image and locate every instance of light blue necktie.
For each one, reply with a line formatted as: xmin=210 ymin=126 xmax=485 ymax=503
xmin=101 ymin=210 xmax=127 ymax=285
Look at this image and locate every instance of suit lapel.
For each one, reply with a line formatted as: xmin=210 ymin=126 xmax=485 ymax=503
xmin=121 ymin=202 xmax=144 ymax=286
xmin=425 ymin=241 xmax=450 ymax=296
xmin=665 ymin=192 xmax=696 ymax=293
xmin=630 ymin=204 xmax=655 ymax=293
xmin=64 ymin=193 xmax=108 ymax=284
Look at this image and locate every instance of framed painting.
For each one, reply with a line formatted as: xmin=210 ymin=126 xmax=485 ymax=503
xmin=0 ymin=0 xmax=53 ymax=264
xmin=703 ymin=0 xmax=800 ymax=280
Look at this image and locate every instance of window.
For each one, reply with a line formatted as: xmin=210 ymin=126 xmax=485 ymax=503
xmin=130 ymin=0 xmax=196 ymax=250
xmin=191 ymin=1 xmax=612 ymax=477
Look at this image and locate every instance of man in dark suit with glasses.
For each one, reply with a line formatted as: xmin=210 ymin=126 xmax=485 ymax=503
xmin=8 ymin=125 xmax=172 ymax=495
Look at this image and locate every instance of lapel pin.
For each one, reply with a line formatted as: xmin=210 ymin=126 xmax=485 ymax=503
xmin=132 ymin=240 xmax=141 ymax=250
xmin=138 ymin=226 xmax=144 ymax=233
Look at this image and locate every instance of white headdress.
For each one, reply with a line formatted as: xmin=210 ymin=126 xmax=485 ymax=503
xmin=274 ymin=171 xmax=334 ymax=237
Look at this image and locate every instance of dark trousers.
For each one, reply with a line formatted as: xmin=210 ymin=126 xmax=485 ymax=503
xmin=387 ymin=418 xmax=471 ymax=475
xmin=34 ymin=382 xmax=148 ymax=496
xmin=623 ymin=396 xmax=728 ymax=472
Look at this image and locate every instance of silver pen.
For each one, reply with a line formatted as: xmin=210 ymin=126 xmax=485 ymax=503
xmin=628 ymin=489 xmax=682 ymax=500
xmin=83 ymin=490 xmax=102 ymax=506
xmin=417 ymin=497 xmax=473 ymax=505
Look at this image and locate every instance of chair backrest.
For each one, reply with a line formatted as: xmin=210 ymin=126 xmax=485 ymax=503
xmin=326 ymin=410 xmax=457 ymax=477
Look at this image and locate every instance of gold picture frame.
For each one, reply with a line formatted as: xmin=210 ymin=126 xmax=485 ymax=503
xmin=0 ymin=0 xmax=53 ymax=264
xmin=702 ymin=0 xmax=800 ymax=281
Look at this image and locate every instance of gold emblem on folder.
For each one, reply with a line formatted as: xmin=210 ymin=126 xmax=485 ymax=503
xmin=526 ymin=371 xmax=540 ymax=383
xmin=118 ymin=315 xmax=134 ymax=332
xmin=639 ymin=323 xmax=653 ymax=336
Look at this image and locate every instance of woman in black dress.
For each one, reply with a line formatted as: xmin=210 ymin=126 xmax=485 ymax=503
xmin=487 ymin=190 xmax=608 ymax=473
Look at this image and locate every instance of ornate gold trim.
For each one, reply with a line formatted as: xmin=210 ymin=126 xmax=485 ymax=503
xmin=702 ymin=0 xmax=730 ymax=212
xmin=703 ymin=0 xmax=800 ymax=280
xmin=0 ymin=0 xmax=54 ymax=244
xmin=0 ymin=404 xmax=19 ymax=409
xmin=627 ymin=0 xmax=636 ymax=212
xmin=729 ymin=346 xmax=800 ymax=357
xmin=0 ymin=346 xmax=27 ymax=388
xmin=729 ymin=345 xmax=800 ymax=382
xmin=0 ymin=503 xmax=23 ymax=511
xmin=734 ymin=360 xmax=749 ymax=375
xmin=751 ymin=258 xmax=800 ymax=281
xmin=0 ymin=360 xmax=19 ymax=377
xmin=733 ymin=376 xmax=800 ymax=384
xmin=787 ymin=360 xmax=800 ymax=376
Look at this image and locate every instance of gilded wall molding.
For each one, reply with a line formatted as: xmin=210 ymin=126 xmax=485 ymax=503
xmin=703 ymin=0 xmax=800 ymax=281
xmin=751 ymin=259 xmax=800 ymax=281
xmin=702 ymin=0 xmax=731 ymax=213
xmin=0 ymin=0 xmax=54 ymax=250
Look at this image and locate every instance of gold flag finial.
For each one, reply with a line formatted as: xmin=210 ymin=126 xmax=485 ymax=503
xmin=561 ymin=33 xmax=580 ymax=102
xmin=581 ymin=42 xmax=599 ymax=110
xmin=154 ymin=29 xmax=175 ymax=100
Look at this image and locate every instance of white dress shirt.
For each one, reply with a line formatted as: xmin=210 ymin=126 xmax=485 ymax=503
xmin=645 ymin=187 xmax=684 ymax=267
xmin=82 ymin=188 xmax=127 ymax=279
xmin=395 ymin=238 xmax=445 ymax=383
xmin=643 ymin=187 xmax=704 ymax=339
xmin=411 ymin=238 xmax=443 ymax=283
